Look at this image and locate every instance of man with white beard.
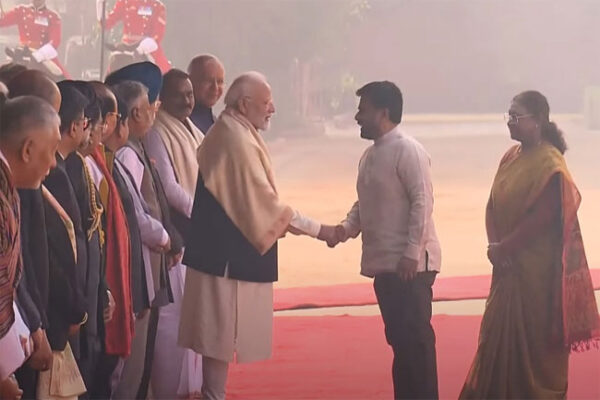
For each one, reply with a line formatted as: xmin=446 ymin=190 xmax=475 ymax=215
xmin=179 ymin=72 xmax=337 ymax=400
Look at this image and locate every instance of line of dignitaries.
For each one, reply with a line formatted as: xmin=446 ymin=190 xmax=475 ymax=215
xmin=0 ymin=55 xmax=228 ymax=399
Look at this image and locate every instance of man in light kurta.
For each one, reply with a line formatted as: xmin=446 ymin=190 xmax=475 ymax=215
xmin=143 ymin=68 xmax=204 ymax=398
xmin=336 ymin=81 xmax=441 ymax=399
xmin=179 ymin=72 xmax=332 ymax=400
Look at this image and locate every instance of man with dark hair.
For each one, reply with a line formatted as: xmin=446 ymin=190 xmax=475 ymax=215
xmin=7 ymin=70 xmax=61 ymax=111
xmin=334 ymin=81 xmax=441 ymax=399
xmin=0 ymin=63 xmax=28 ymax=85
xmin=62 ymin=81 xmax=114 ymax=396
xmin=35 ymin=83 xmax=91 ymax=397
xmin=144 ymin=68 xmax=203 ymax=398
xmin=42 ymin=83 xmax=90 ymax=353
xmin=0 ymin=95 xmax=60 ymax=400
xmin=187 ymin=55 xmax=225 ymax=133
xmin=355 ymin=81 xmax=404 ymax=127
xmin=148 ymin=68 xmax=201 ymax=236
xmin=86 ymin=84 xmax=137 ymax=399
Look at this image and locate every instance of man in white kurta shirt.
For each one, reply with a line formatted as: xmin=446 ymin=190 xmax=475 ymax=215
xmin=335 ymin=81 xmax=441 ymax=399
xmin=180 ymin=72 xmax=327 ymax=400
xmin=111 ymin=80 xmax=171 ymax=400
xmin=143 ymin=68 xmax=204 ymax=399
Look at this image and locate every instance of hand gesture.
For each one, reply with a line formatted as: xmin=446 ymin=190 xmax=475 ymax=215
xmin=19 ymin=335 xmax=32 ymax=359
xmin=396 ymin=257 xmax=418 ymax=281
xmin=104 ymin=290 xmax=116 ymax=323
xmin=487 ymin=242 xmax=513 ymax=269
xmin=68 ymin=324 xmax=81 ymax=337
xmin=0 ymin=376 xmax=22 ymax=400
xmin=335 ymin=224 xmax=349 ymax=243
xmin=151 ymin=237 xmax=171 ymax=254
xmin=317 ymin=225 xmax=340 ymax=248
xmin=167 ymin=250 xmax=184 ymax=269
xmin=27 ymin=329 xmax=53 ymax=371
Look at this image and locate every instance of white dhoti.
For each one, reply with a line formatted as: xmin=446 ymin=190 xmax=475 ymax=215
xmin=178 ymin=268 xmax=273 ymax=363
xmin=151 ymin=264 xmax=203 ymax=399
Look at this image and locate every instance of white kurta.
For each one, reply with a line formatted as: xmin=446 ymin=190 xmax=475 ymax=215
xmin=178 ymin=268 xmax=273 ymax=363
xmin=144 ymin=125 xmax=203 ymax=397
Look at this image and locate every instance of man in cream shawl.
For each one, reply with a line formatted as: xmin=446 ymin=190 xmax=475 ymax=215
xmin=143 ymin=69 xmax=204 ymax=399
xmin=179 ymin=72 xmax=337 ymax=400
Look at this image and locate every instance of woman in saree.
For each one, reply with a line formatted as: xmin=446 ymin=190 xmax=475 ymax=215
xmin=460 ymin=90 xmax=600 ymax=399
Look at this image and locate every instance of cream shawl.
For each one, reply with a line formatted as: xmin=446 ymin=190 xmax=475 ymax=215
xmin=197 ymin=108 xmax=293 ymax=255
xmin=154 ymin=109 xmax=203 ymax=197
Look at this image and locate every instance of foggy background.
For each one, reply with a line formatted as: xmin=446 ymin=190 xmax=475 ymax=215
xmin=2 ymin=0 xmax=600 ymax=127
xmin=1 ymin=0 xmax=599 ymax=302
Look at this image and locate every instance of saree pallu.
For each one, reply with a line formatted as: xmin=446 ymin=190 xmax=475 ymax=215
xmin=460 ymin=143 xmax=599 ymax=399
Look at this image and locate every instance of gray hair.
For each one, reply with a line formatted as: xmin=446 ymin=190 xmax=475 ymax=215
xmin=187 ymin=54 xmax=222 ymax=75
xmin=0 ymin=95 xmax=59 ymax=148
xmin=110 ymin=80 xmax=148 ymax=117
xmin=223 ymin=71 xmax=268 ymax=109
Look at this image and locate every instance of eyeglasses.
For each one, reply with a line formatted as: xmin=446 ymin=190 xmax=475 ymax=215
xmin=78 ymin=116 xmax=91 ymax=130
xmin=504 ymin=113 xmax=533 ymax=124
xmin=106 ymin=111 xmax=122 ymax=119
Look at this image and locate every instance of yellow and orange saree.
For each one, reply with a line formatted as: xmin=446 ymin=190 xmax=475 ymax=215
xmin=460 ymin=142 xmax=599 ymax=399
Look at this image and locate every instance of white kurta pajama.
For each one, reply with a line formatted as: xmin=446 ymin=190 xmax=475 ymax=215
xmin=178 ymin=108 xmax=320 ymax=400
xmin=143 ymin=111 xmax=204 ymax=398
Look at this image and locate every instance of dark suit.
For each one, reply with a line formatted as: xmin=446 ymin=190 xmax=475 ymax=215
xmin=65 ymin=153 xmax=108 ymax=392
xmin=43 ymin=154 xmax=87 ymax=352
xmin=14 ymin=188 xmax=49 ymax=399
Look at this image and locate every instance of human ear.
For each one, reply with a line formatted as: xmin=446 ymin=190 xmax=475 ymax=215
xmin=20 ymin=138 xmax=34 ymax=163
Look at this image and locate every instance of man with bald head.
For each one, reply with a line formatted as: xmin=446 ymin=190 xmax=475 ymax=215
xmin=187 ymin=55 xmax=225 ymax=133
xmin=0 ymin=95 xmax=60 ymax=400
xmin=7 ymin=69 xmax=61 ymax=398
xmin=180 ymin=72 xmax=331 ymax=399
xmin=7 ymin=69 xmax=61 ymax=112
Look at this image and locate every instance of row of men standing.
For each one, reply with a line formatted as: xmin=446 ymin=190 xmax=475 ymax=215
xmin=0 ymin=54 xmax=226 ymax=399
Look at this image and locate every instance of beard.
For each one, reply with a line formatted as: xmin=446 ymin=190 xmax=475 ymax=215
xmin=359 ymin=125 xmax=376 ymax=139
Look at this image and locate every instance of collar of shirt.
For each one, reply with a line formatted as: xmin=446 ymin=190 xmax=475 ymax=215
xmin=374 ymin=124 xmax=401 ymax=146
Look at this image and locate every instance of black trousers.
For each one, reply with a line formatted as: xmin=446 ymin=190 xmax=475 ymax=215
xmin=87 ymin=344 xmax=119 ymax=399
xmin=136 ymin=306 xmax=160 ymax=399
xmin=78 ymin=334 xmax=102 ymax=399
xmin=14 ymin=364 xmax=37 ymax=400
xmin=374 ymin=271 xmax=439 ymax=400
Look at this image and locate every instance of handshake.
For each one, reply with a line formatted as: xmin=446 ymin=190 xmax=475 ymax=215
xmin=317 ymin=224 xmax=350 ymax=248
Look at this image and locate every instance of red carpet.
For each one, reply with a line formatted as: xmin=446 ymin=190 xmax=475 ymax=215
xmin=228 ymin=314 xmax=600 ymax=399
xmin=273 ymin=269 xmax=600 ymax=311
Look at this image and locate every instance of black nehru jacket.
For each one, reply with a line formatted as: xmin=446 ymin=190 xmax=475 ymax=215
xmin=183 ymin=176 xmax=278 ymax=283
